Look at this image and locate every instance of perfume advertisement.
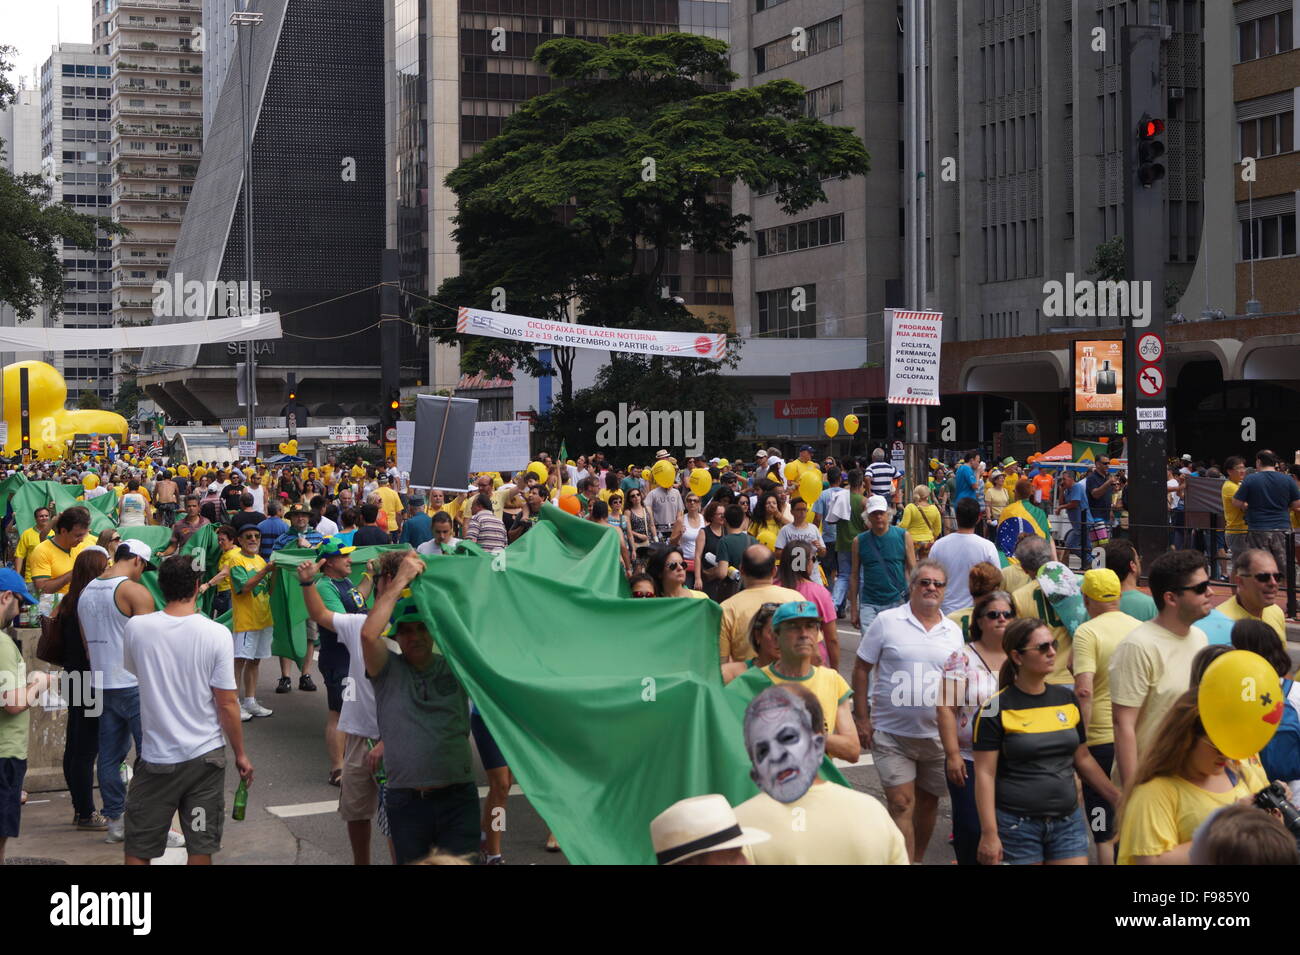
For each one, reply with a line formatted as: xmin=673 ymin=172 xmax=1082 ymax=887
xmin=1073 ymin=340 xmax=1124 ymax=413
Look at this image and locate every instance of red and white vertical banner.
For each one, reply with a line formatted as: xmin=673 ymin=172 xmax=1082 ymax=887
xmin=884 ymin=309 xmax=943 ymax=405
xmin=456 ymin=307 xmax=726 ymax=360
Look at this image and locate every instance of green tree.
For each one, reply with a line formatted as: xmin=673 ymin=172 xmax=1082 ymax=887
xmin=76 ymin=390 xmax=103 ymax=410
xmin=1086 ymin=236 xmax=1126 ymax=282
xmin=0 ymin=47 xmax=125 ymax=319
xmin=420 ymin=32 xmax=871 ymax=407
xmin=114 ymin=376 xmax=143 ymax=419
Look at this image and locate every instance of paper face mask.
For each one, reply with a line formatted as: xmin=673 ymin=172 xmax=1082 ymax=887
xmin=744 ymin=687 xmax=824 ymax=804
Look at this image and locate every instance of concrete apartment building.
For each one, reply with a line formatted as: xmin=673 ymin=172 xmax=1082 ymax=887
xmin=0 ymin=85 xmax=49 ymax=371
xmin=92 ymin=0 xmax=205 ymax=393
xmin=39 ymin=45 xmax=116 ymax=401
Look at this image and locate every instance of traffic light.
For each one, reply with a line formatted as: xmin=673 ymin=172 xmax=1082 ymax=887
xmin=893 ymin=412 xmax=905 ymax=439
xmin=1136 ymin=114 xmax=1166 ymax=187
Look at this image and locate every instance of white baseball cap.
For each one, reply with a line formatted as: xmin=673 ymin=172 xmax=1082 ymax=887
xmin=866 ymin=495 xmax=889 ymax=515
xmin=117 ymin=538 xmax=156 ymax=570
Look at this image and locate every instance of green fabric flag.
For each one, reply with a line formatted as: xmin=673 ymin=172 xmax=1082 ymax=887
xmin=9 ymin=481 xmax=117 ymax=534
xmin=267 ymin=544 xmax=408 ymax=665
xmin=0 ymin=472 xmax=28 ymax=519
xmin=1071 ymin=440 xmax=1107 ymax=464
xmin=405 ymin=506 xmax=845 ymax=865
xmin=129 ymin=524 xmax=222 ymax=616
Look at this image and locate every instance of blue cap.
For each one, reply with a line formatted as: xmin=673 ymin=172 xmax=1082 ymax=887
xmin=771 ymin=600 xmax=820 ymax=629
xmin=0 ymin=568 xmax=37 ymax=605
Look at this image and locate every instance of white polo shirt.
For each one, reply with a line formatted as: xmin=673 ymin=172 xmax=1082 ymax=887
xmin=857 ymin=603 xmax=964 ymax=740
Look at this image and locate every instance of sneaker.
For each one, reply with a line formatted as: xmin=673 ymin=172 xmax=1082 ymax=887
xmin=298 ymin=674 xmax=317 ymax=692
xmin=480 ymin=851 xmax=505 ymax=865
xmin=275 ymin=676 xmax=292 ymax=694
xmin=239 ymin=705 xmax=253 ymax=722
xmin=76 ymin=811 xmax=109 ymax=831
xmin=245 ymin=699 xmax=274 ymax=718
xmin=105 ymin=816 xmax=125 ymax=843
xmin=166 ymin=830 xmax=186 ymax=849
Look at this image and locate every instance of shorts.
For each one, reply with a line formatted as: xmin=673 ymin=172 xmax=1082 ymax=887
xmin=233 ymin=627 xmax=273 ymax=660
xmin=1082 ymin=742 xmax=1116 ymax=842
xmin=339 ymin=734 xmax=381 ymax=822
xmin=211 ymin=590 xmax=231 ymax=618
xmin=871 ymin=730 xmax=946 ymax=797
xmin=124 ymin=747 xmax=226 ymax=859
xmin=470 ymin=710 xmax=508 ymax=771
xmin=0 ymin=757 xmax=28 ymax=838
xmin=995 ymin=804 xmax=1089 ymax=864
xmin=320 ymin=659 xmax=349 ymax=713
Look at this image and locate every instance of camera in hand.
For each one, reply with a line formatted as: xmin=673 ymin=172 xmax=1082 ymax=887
xmin=1254 ymin=781 xmax=1300 ymax=847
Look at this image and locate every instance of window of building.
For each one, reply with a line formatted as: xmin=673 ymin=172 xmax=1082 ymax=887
xmin=755 ymin=16 xmax=842 ymax=73
xmin=1239 ymin=11 xmax=1294 ymax=61
xmin=756 ymin=284 xmax=817 ymax=337
xmin=756 ymin=213 xmax=843 ymax=256
xmin=805 ymin=82 xmax=843 ymax=118
xmin=1240 ymin=111 xmax=1294 ymax=158
xmin=1241 ymin=213 xmax=1297 ymax=260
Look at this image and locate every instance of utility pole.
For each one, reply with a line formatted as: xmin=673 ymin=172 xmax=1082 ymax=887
xmin=233 ymin=8 xmax=263 ymax=440
xmin=1121 ymin=24 xmax=1169 ymax=572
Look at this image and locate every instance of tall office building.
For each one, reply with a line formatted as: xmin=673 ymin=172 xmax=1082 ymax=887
xmin=39 ymin=45 xmax=116 ymax=400
xmin=139 ymin=0 xmax=418 ymax=422
xmin=201 ymin=0 xmax=243 ymax=137
xmin=0 ymin=85 xmax=49 ymax=371
xmin=92 ymin=0 xmax=205 ymax=395
xmin=728 ymin=2 xmax=901 ymax=361
xmin=389 ymin=0 xmax=734 ymax=393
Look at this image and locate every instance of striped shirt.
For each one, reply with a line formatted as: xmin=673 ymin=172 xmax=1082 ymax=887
xmin=466 ymin=511 xmax=508 ymax=553
xmin=867 ymin=462 xmax=900 ymax=498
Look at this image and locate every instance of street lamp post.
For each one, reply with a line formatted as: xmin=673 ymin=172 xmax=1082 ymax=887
xmin=231 ymin=8 xmax=264 ymax=440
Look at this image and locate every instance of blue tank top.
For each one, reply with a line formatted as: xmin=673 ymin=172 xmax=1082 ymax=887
xmin=856 ymin=526 xmax=907 ymax=606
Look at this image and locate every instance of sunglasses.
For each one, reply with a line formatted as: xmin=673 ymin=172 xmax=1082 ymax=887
xmin=241 ymin=533 xmax=262 ymax=540
xmin=915 ymin=578 xmax=946 ymax=589
xmin=1019 ymin=639 xmax=1059 ymax=654
xmin=665 ymin=562 xmax=685 ymax=571
xmin=631 ymin=591 xmax=655 ymax=598
xmin=1250 ymin=572 xmax=1285 ymax=584
xmin=1172 ymin=580 xmax=1212 ymax=595
xmin=984 ymin=609 xmax=1013 ymax=620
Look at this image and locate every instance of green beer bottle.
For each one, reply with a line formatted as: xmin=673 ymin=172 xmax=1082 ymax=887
xmin=232 ymin=777 xmax=248 ymax=821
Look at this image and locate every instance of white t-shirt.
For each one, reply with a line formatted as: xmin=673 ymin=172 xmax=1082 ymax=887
xmin=84 ymin=486 xmax=108 ymax=500
xmin=331 ymin=612 xmax=382 ymax=739
xmin=248 ymin=485 xmax=266 ymax=512
xmin=857 ymin=604 xmax=964 ymax=739
xmin=928 ymin=532 xmax=1000 ymax=615
xmin=122 ymin=611 xmax=236 ymax=764
xmin=417 ymin=537 xmax=460 ymax=556
xmin=316 ymin=515 xmax=340 ymax=538
xmin=119 ymin=493 xmax=147 ymax=526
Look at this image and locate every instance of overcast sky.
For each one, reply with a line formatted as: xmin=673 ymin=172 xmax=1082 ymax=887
xmin=2 ymin=0 xmax=94 ymax=93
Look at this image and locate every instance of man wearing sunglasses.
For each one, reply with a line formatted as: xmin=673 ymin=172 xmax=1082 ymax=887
xmin=1216 ymin=549 xmax=1287 ymax=643
xmin=1109 ymin=550 xmax=1211 ymax=789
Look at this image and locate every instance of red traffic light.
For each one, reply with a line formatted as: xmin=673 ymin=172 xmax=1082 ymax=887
xmin=1138 ymin=115 xmax=1165 ymax=139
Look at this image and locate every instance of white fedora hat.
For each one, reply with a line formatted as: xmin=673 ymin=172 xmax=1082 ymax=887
xmin=650 ymin=794 xmax=769 ymax=865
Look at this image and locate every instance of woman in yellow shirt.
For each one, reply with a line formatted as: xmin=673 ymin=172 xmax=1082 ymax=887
xmin=751 ymin=492 xmax=788 ymax=553
xmin=1117 ymin=689 xmax=1271 ymax=864
xmin=984 ymin=470 xmax=1010 ymax=526
xmin=899 ymin=485 xmax=943 ymax=559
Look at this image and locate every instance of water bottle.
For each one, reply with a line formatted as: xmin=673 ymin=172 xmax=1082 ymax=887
xmin=232 ymin=778 xmax=248 ymax=821
xmin=363 ymin=738 xmax=387 ymax=787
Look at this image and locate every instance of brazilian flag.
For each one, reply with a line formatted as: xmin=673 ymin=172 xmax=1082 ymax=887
xmin=996 ymin=498 xmax=1050 ymax=557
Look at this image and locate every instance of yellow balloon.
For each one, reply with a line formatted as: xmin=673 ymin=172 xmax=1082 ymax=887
xmin=688 ymin=467 xmax=712 ymax=498
xmin=641 ymin=468 xmax=651 ymax=482
xmin=1198 ymin=650 xmax=1284 ymax=760
xmin=844 ymin=414 xmax=860 ymax=435
xmin=798 ymin=469 xmax=822 ymax=506
xmin=651 ymin=459 xmax=675 ymax=490
xmin=784 ymin=461 xmax=801 ymax=482
xmin=82 ymin=473 xmax=99 ymax=489
xmin=560 ymin=484 xmax=578 ymax=498
xmin=238 ymin=425 xmax=248 ymax=437
xmin=527 ymin=461 xmax=549 ymax=482
xmin=824 ymin=417 xmax=839 ymax=438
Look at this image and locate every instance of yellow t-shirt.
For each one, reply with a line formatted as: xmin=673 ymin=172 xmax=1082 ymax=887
xmin=1216 ymin=595 xmax=1287 ymax=645
xmin=1011 ymin=581 xmax=1073 ymax=685
xmin=752 ymin=520 xmax=782 ymax=552
xmin=1222 ymin=479 xmax=1246 ymax=534
xmin=228 ymin=551 xmax=273 ymax=632
xmin=900 ymin=502 xmax=942 ymax=543
xmin=1001 ymin=561 xmax=1030 ymax=594
xmin=1118 ymin=757 xmax=1269 ymax=864
xmin=350 ymin=465 xmax=366 ymax=481
xmin=985 ymin=486 xmax=1010 ymax=521
xmin=16 ymin=527 xmax=53 ymax=583
xmin=718 ymin=585 xmax=805 ymax=661
xmin=734 ymin=784 xmax=909 ymax=866
xmin=375 ymin=486 xmax=403 ymax=529
xmin=26 ymin=538 xmax=91 ymax=595
xmin=758 ymin=664 xmax=851 ymax=735
xmin=948 ymin=607 xmax=975 ymax=642
xmin=1070 ymin=610 xmax=1142 ymax=746
xmin=1108 ymin=620 xmax=1208 ymax=781
xmin=215 ymin=546 xmax=239 ymax=592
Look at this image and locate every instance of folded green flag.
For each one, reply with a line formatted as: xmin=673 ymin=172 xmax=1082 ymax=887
xmin=406 ymin=506 xmax=845 ymax=865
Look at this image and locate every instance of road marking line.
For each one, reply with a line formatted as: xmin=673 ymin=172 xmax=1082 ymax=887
xmin=833 ymin=755 xmax=873 ymax=769
xmin=268 ymin=785 xmax=526 ymax=818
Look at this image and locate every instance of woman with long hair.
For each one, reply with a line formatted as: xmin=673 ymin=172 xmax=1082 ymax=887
xmin=750 ymin=491 xmax=787 ymax=552
xmin=1117 ymin=688 xmax=1272 ymax=864
xmin=777 ymin=540 xmax=837 ymax=668
xmin=938 ymin=589 xmax=1013 ymax=864
xmin=590 ymin=499 xmax=632 ymax=574
xmin=57 ymin=547 xmax=110 ymax=831
xmin=645 ymin=547 xmax=707 ymax=599
xmin=693 ymin=500 xmax=727 ymax=591
xmin=720 ymin=602 xmax=781 ymax=684
xmin=973 ymin=618 xmax=1119 ymax=865
xmin=624 ymin=487 xmax=652 ymax=552
xmin=1230 ymin=620 xmax=1300 ymax=787
xmin=947 ymin=562 xmax=1006 ymax=642
xmin=676 ymin=492 xmax=706 ymax=577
